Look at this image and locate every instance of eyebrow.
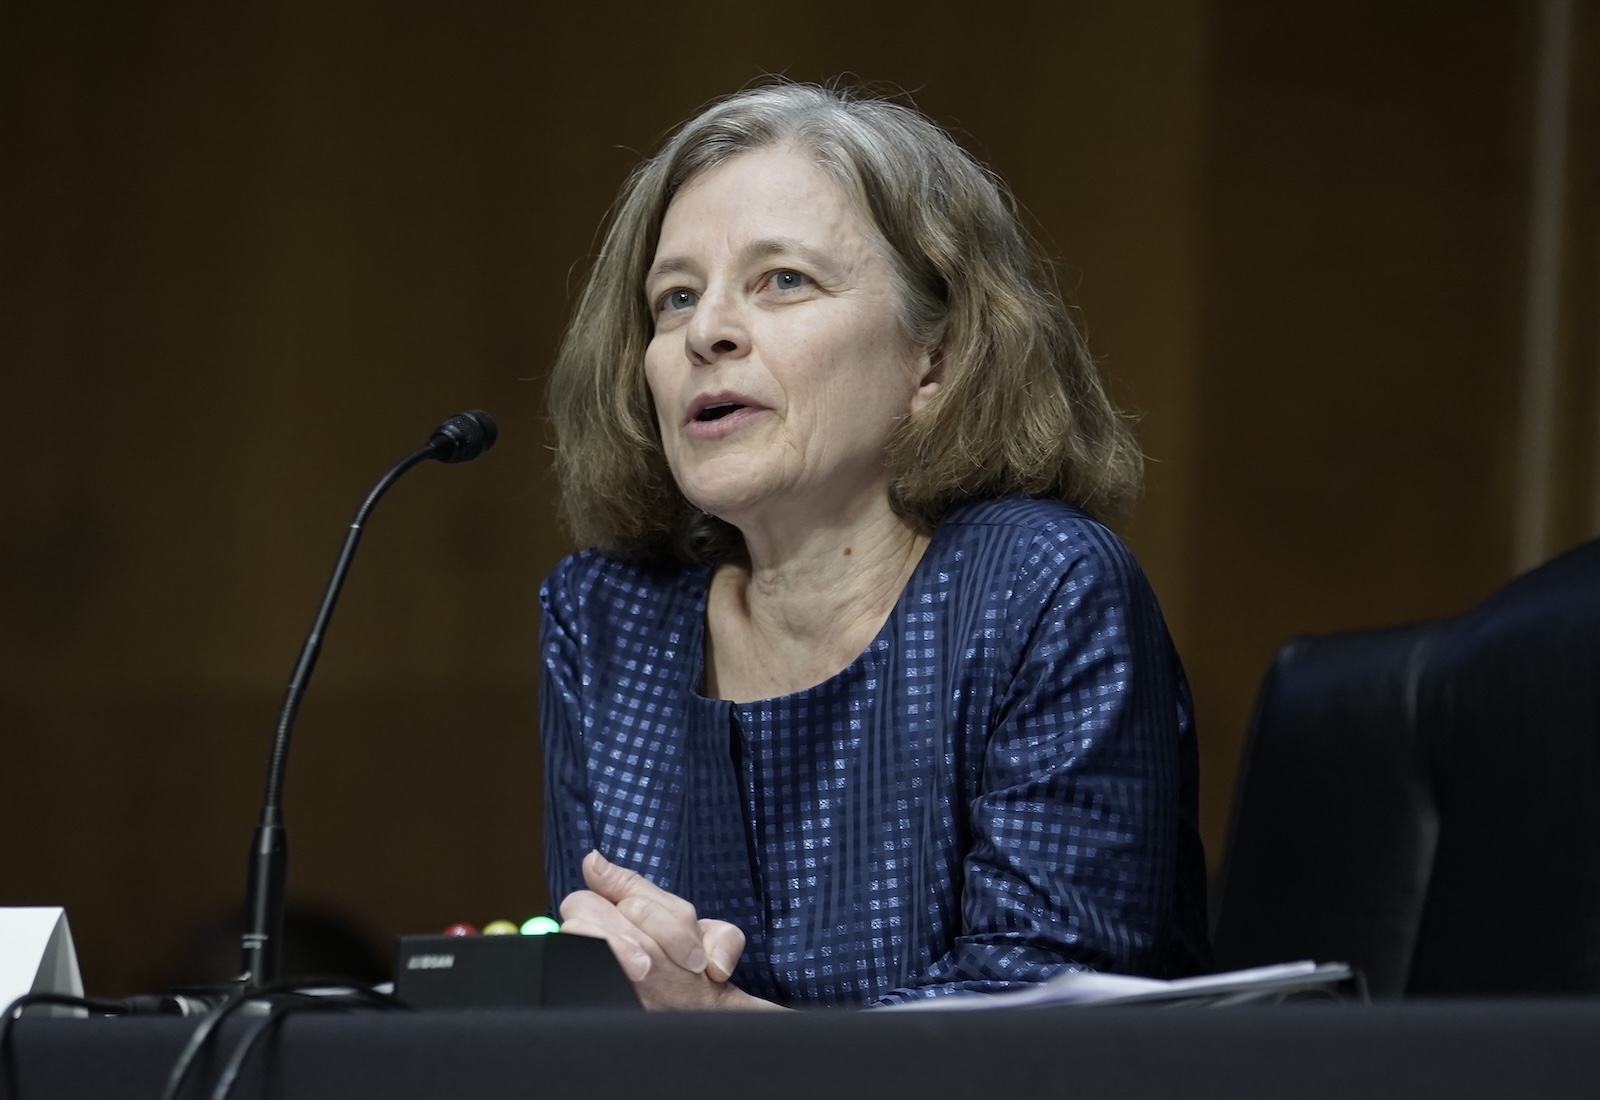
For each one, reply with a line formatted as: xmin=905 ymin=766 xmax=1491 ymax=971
xmin=645 ymin=236 xmax=837 ymax=289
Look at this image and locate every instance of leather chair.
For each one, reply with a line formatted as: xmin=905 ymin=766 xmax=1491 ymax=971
xmin=1211 ymin=538 xmax=1600 ymax=997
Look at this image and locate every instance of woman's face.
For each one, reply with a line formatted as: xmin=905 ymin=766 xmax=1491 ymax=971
xmin=643 ymin=146 xmax=939 ymax=536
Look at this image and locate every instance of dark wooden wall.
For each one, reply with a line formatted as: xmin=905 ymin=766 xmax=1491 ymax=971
xmin=3 ymin=1 xmax=1594 ymax=995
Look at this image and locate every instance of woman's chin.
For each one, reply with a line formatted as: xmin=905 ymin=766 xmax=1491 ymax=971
xmin=684 ymin=491 xmax=762 ymax=528
xmin=675 ymin=469 xmax=784 ymax=526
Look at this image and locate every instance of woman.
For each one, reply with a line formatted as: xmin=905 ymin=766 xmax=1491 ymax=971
xmin=541 ymin=83 xmax=1210 ymax=1009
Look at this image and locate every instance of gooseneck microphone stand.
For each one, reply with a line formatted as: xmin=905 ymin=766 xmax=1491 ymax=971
xmin=238 ymin=411 xmax=498 ymax=990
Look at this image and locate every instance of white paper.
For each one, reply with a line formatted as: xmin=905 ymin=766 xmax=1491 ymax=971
xmin=882 ymin=960 xmax=1343 ymax=1011
xmin=0 ymin=907 xmax=84 ymax=1016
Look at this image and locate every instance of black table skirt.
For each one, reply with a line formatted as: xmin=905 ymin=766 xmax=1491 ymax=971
xmin=9 ymin=1000 xmax=1600 ymax=1100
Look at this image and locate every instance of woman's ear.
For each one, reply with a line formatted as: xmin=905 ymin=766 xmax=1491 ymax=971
xmin=910 ymin=341 xmax=945 ymax=415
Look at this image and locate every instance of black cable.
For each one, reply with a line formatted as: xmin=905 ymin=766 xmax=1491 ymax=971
xmin=0 ymin=993 xmax=128 ymax=1100
xmin=208 ymin=986 xmax=404 ymax=1100
xmin=158 ymin=979 xmax=404 ymax=1100
xmin=156 ymin=984 xmax=262 ymax=1100
xmin=204 ymin=1007 xmax=281 ymax=1100
xmin=158 ymin=978 xmax=328 ymax=1100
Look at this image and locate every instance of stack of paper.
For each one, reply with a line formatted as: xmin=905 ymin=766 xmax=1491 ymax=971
xmin=884 ymin=960 xmax=1357 ymax=1011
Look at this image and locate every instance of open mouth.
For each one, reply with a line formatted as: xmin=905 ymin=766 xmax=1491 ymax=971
xmin=695 ymin=403 xmax=746 ymax=422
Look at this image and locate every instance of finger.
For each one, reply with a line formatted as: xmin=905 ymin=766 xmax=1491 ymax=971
xmin=557 ymin=890 xmax=656 ymax=982
xmin=581 ymin=850 xmax=681 ymax=907
xmin=698 ymin=919 xmax=746 ymax=983
xmin=612 ymin=893 xmax=709 ymax=975
xmin=582 ymin=851 xmax=708 ymax=974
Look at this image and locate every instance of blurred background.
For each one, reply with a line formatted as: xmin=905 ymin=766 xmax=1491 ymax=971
xmin=2 ymin=0 xmax=1595 ymax=995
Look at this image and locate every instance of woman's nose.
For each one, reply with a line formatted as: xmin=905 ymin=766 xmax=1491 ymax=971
xmin=685 ymin=290 xmax=749 ymax=365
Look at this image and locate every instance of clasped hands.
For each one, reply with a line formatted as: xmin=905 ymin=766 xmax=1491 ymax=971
xmin=558 ymin=850 xmax=781 ymax=1011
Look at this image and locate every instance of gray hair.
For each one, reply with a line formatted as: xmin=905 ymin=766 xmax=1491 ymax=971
xmin=548 ymin=82 xmax=1143 ymax=563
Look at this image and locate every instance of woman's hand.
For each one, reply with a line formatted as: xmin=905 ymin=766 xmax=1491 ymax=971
xmin=558 ymin=850 xmax=784 ymax=1011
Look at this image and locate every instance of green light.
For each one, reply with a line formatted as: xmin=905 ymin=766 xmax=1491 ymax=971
xmin=521 ymin=915 xmax=561 ymax=936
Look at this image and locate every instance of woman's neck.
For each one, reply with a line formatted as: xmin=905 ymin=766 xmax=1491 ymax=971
xmin=704 ymin=502 xmax=930 ymax=702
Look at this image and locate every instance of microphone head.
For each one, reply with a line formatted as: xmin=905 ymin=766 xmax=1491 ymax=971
xmin=427 ymin=410 xmax=499 ymax=463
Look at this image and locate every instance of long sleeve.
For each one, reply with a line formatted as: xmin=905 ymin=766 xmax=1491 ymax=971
xmin=538 ymin=562 xmax=599 ymax=911
xmin=874 ymin=519 xmax=1206 ymax=1002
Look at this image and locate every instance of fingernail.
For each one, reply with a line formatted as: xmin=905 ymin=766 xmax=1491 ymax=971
xmin=626 ymin=950 xmax=651 ymax=982
xmin=685 ymin=946 xmax=708 ymax=974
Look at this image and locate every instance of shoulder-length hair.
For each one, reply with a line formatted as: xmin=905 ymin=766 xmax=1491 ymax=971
xmin=547 ymin=81 xmax=1143 ymax=564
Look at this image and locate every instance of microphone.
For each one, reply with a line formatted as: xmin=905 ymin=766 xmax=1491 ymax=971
xmin=426 ymin=409 xmax=498 ymax=464
xmin=239 ymin=411 xmax=499 ymax=990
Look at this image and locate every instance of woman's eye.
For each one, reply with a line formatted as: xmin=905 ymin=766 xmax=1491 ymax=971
xmin=658 ymin=288 xmax=698 ymax=312
xmin=769 ymin=270 xmax=808 ymax=292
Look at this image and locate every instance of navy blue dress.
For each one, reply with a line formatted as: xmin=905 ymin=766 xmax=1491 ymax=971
xmin=539 ymin=495 xmax=1210 ymax=1006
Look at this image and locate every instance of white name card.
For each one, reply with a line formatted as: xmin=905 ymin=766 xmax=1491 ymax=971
xmin=0 ymin=907 xmax=84 ymax=1016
